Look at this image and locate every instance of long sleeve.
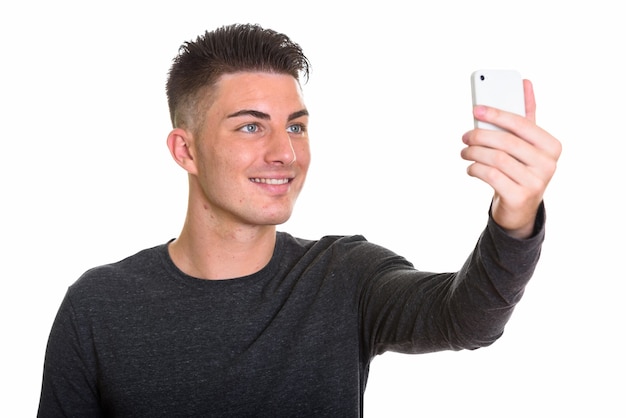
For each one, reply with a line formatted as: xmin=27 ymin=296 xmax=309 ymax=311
xmin=359 ymin=203 xmax=546 ymax=357
xmin=38 ymin=292 xmax=103 ymax=417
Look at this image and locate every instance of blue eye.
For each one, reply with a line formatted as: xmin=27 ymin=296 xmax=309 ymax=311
xmin=288 ymin=124 xmax=305 ymax=134
xmin=242 ymin=124 xmax=258 ymax=133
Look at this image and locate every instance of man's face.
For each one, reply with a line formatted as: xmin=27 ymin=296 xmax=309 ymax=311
xmin=189 ymin=72 xmax=310 ymax=228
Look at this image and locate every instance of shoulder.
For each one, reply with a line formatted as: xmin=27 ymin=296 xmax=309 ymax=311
xmin=277 ymin=232 xmax=412 ymax=269
xmin=67 ymin=242 xmax=170 ymax=299
xmin=278 ymin=231 xmax=372 ymax=255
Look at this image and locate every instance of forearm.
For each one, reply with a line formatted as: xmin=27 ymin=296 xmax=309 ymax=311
xmin=447 ymin=202 xmax=545 ymax=345
xmin=362 ymin=204 xmax=545 ymax=356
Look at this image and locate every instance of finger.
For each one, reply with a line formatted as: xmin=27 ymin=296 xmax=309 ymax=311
xmin=471 ymin=107 xmax=561 ymax=159
xmin=523 ymin=79 xmax=536 ymax=123
xmin=463 ymin=128 xmax=551 ymax=170
xmin=461 ymin=142 xmax=552 ymax=189
xmin=465 ymin=161 xmax=530 ymax=207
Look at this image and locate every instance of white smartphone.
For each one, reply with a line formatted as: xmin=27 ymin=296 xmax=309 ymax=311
xmin=471 ymin=69 xmax=525 ymax=131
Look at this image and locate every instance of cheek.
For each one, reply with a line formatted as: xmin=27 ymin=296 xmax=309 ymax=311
xmin=195 ymin=146 xmax=233 ymax=188
xmin=201 ymin=143 xmax=244 ymax=172
xmin=296 ymin=141 xmax=311 ymax=168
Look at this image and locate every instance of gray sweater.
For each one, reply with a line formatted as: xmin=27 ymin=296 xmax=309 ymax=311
xmin=38 ymin=207 xmax=545 ymax=417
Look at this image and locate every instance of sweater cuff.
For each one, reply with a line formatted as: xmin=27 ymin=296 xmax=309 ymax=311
xmin=488 ymin=200 xmax=546 ymax=243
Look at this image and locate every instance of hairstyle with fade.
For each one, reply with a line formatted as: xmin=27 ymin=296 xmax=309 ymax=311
xmin=166 ymin=23 xmax=311 ymax=132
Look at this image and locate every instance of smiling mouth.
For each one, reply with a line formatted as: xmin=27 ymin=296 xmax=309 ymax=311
xmin=250 ymin=178 xmax=291 ymax=185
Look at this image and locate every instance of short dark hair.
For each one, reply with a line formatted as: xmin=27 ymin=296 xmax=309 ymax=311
xmin=166 ymin=23 xmax=311 ymax=130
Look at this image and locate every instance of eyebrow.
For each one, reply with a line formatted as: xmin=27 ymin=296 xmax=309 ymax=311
xmin=226 ymin=108 xmax=309 ymax=121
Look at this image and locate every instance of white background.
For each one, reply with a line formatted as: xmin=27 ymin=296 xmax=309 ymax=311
xmin=1 ymin=1 xmax=624 ymax=416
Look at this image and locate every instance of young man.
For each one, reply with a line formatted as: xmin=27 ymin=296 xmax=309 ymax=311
xmin=38 ymin=24 xmax=561 ymax=416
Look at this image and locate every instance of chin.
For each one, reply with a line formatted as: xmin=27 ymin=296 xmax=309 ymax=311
xmin=257 ymin=208 xmax=294 ymax=226
xmin=249 ymin=198 xmax=299 ymax=226
xmin=265 ymin=214 xmax=293 ymax=226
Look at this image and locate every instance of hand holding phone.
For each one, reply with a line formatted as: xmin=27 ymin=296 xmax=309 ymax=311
xmin=471 ymin=69 xmax=525 ymax=131
xmin=465 ymin=70 xmax=562 ymax=239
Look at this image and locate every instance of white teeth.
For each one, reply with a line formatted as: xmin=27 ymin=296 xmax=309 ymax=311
xmin=250 ymin=178 xmax=289 ymax=185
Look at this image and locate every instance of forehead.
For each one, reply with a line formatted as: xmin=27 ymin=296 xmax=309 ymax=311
xmin=208 ymin=72 xmax=305 ymax=114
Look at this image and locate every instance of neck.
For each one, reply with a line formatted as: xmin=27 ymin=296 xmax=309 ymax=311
xmin=168 ymin=209 xmax=277 ymax=281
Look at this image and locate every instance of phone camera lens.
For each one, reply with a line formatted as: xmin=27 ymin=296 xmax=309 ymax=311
xmin=480 ymin=75 xmax=485 ymax=81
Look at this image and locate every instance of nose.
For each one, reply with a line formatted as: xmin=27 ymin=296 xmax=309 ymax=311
xmin=266 ymin=130 xmax=296 ymax=165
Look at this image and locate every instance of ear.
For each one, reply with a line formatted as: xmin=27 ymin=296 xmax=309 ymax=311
xmin=167 ymin=128 xmax=198 ymax=175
